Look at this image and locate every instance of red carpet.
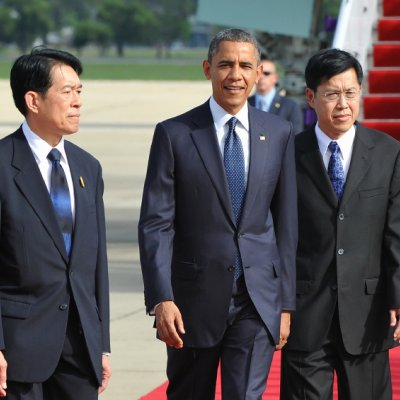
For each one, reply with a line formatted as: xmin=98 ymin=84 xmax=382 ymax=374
xmin=362 ymin=0 xmax=400 ymax=138
xmin=139 ymin=347 xmax=400 ymax=399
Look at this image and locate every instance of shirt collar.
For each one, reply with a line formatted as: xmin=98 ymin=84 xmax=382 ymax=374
xmin=22 ymin=121 xmax=67 ymax=164
xmin=315 ymin=122 xmax=355 ymax=159
xmin=209 ymin=96 xmax=249 ymax=131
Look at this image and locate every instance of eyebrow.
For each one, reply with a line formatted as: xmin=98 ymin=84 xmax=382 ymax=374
xmin=217 ymin=60 xmax=255 ymax=67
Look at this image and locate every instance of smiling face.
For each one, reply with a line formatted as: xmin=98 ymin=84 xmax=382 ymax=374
xmin=25 ymin=63 xmax=83 ymax=146
xmin=306 ymin=68 xmax=361 ymax=140
xmin=203 ymin=40 xmax=262 ymax=115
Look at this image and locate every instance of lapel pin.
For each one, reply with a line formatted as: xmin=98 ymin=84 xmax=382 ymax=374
xmin=79 ymin=176 xmax=85 ymax=188
xmin=259 ymin=135 xmax=266 ymax=141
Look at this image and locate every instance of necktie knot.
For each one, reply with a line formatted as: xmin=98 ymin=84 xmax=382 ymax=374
xmin=227 ymin=117 xmax=238 ymax=134
xmin=48 ymin=148 xmax=62 ymax=163
xmin=328 ymin=141 xmax=340 ymax=156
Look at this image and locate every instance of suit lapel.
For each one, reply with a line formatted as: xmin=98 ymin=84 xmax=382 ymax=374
xmin=190 ymin=104 xmax=235 ymax=225
xmin=240 ymin=109 xmax=269 ymax=222
xmin=341 ymin=124 xmax=374 ymax=206
xmin=65 ymin=143 xmax=93 ymax=261
xmin=297 ymin=128 xmax=338 ymax=208
xmin=11 ymin=129 xmax=69 ymax=262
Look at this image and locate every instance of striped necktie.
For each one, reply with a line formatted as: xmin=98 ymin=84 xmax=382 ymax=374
xmin=47 ymin=149 xmax=73 ymax=255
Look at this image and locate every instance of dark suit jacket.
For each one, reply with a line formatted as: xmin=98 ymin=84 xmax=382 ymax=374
xmin=248 ymin=92 xmax=304 ymax=134
xmin=0 ymin=128 xmax=110 ymax=383
xmin=139 ymin=101 xmax=297 ymax=347
xmin=286 ymin=123 xmax=400 ymax=355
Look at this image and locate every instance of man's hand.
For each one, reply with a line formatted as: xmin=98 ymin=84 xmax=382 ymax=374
xmin=0 ymin=351 xmax=7 ymax=397
xmin=276 ymin=311 xmax=291 ymax=350
xmin=389 ymin=308 xmax=400 ymax=342
xmin=98 ymin=354 xmax=111 ymax=394
xmin=155 ymin=301 xmax=185 ymax=348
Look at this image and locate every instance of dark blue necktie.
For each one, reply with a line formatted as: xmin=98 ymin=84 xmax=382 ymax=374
xmin=327 ymin=141 xmax=345 ymax=200
xmin=47 ymin=149 xmax=73 ymax=255
xmin=224 ymin=117 xmax=245 ymax=280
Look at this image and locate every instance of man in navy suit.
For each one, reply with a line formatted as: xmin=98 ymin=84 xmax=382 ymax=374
xmin=139 ymin=28 xmax=297 ymax=399
xmin=0 ymin=48 xmax=111 ymax=399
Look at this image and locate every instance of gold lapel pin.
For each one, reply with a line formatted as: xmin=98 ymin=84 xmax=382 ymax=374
xmin=79 ymin=176 xmax=85 ymax=188
xmin=259 ymin=135 xmax=266 ymax=141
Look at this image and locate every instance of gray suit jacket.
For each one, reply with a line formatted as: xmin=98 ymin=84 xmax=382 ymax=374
xmin=139 ymin=101 xmax=298 ymax=347
xmin=286 ymin=123 xmax=400 ymax=355
xmin=0 ymin=128 xmax=110 ymax=383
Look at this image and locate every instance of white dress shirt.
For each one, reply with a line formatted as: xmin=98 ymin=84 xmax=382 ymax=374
xmin=209 ymin=96 xmax=250 ymax=184
xmin=315 ymin=122 xmax=356 ymax=180
xmin=22 ymin=121 xmax=76 ymax=222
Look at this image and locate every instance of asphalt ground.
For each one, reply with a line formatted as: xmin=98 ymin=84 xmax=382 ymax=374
xmin=0 ymin=79 xmax=213 ymax=399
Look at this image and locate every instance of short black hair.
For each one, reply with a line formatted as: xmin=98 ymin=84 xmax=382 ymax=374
xmin=305 ymin=48 xmax=363 ymax=91
xmin=207 ymin=28 xmax=261 ymax=64
xmin=10 ymin=47 xmax=83 ymax=116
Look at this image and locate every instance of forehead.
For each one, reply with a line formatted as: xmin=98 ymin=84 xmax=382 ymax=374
xmin=319 ymin=68 xmax=360 ymax=89
xmin=214 ymin=40 xmax=257 ymax=59
xmin=261 ymin=60 xmax=275 ymax=71
xmin=50 ymin=64 xmax=80 ymax=84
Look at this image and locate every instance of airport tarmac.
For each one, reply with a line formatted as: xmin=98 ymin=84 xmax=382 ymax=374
xmin=0 ymin=79 xmax=213 ymax=399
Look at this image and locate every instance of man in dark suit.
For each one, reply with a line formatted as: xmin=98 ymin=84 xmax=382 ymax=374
xmin=248 ymin=57 xmax=304 ymax=134
xmin=139 ymin=28 xmax=297 ymax=399
xmin=281 ymin=48 xmax=400 ymax=399
xmin=0 ymin=48 xmax=111 ymax=399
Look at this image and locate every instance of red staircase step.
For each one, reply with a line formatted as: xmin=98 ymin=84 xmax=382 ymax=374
xmin=363 ymin=95 xmax=400 ymax=118
xmin=368 ymin=68 xmax=400 ymax=93
xmin=378 ymin=18 xmax=400 ymax=41
xmin=383 ymin=0 xmax=400 ymax=16
xmin=373 ymin=43 xmax=400 ymax=66
xmin=362 ymin=119 xmax=400 ymax=140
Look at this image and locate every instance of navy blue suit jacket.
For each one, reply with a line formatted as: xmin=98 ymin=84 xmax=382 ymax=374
xmin=139 ymin=101 xmax=297 ymax=347
xmin=0 ymin=128 xmax=110 ymax=383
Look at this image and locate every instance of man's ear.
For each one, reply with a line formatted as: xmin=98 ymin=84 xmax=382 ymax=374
xmin=202 ymin=60 xmax=212 ymax=80
xmin=24 ymin=91 xmax=40 ymax=114
xmin=305 ymin=88 xmax=315 ymax=108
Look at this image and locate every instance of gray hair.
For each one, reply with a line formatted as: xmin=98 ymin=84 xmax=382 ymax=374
xmin=207 ymin=28 xmax=261 ymax=64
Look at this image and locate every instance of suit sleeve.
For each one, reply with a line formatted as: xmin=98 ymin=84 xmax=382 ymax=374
xmin=94 ymin=163 xmax=111 ymax=353
xmin=270 ymin=127 xmax=298 ymax=311
xmin=384 ymin=149 xmax=400 ymax=308
xmin=290 ymin=103 xmax=304 ymax=134
xmin=138 ymin=123 xmax=175 ymax=313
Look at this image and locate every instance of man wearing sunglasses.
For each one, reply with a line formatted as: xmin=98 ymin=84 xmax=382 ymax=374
xmin=248 ymin=57 xmax=304 ymax=133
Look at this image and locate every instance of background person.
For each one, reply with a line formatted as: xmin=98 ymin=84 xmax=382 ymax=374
xmin=0 ymin=47 xmax=111 ymax=399
xmin=248 ymin=57 xmax=304 ymax=133
xmin=281 ymin=48 xmax=400 ymax=400
xmin=139 ymin=28 xmax=297 ymax=399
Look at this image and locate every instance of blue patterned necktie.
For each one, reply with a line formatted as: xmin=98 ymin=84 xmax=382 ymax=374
xmin=224 ymin=117 xmax=245 ymax=280
xmin=327 ymin=141 xmax=345 ymax=200
xmin=47 ymin=149 xmax=73 ymax=255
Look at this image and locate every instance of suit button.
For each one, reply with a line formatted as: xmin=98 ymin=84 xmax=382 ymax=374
xmin=338 ymin=213 xmax=344 ymax=220
xmin=227 ymin=266 xmax=234 ymax=272
xmin=338 ymin=248 xmax=344 ymax=255
xmin=59 ymin=304 xmax=68 ymax=311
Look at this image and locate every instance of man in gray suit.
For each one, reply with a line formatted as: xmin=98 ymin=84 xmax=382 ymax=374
xmin=281 ymin=48 xmax=400 ymax=399
xmin=139 ymin=28 xmax=297 ymax=399
xmin=0 ymin=47 xmax=111 ymax=399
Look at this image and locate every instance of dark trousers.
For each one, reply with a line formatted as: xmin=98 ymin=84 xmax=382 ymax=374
xmin=281 ymin=311 xmax=392 ymax=400
xmin=166 ymin=280 xmax=276 ymax=400
xmin=5 ymin=302 xmax=98 ymax=400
